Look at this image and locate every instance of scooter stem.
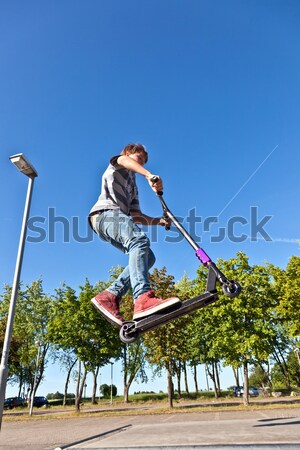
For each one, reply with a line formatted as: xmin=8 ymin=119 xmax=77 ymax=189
xmin=156 ymin=193 xmax=212 ymax=265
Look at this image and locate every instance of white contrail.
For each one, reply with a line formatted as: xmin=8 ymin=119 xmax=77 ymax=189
xmin=218 ymin=144 xmax=279 ymax=217
xmin=255 ymin=236 xmax=300 ymax=244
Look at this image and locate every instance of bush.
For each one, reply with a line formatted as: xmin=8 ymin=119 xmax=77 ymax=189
xmin=47 ymin=391 xmax=64 ymax=400
xmin=48 ymin=398 xmax=75 ymax=406
xmin=47 ymin=392 xmax=75 ymax=400
xmin=100 ymin=384 xmax=117 ymax=398
xmin=131 ymin=392 xmax=167 ymax=402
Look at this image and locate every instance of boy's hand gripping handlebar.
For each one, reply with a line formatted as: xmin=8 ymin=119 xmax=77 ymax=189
xmin=151 ymin=176 xmax=169 ymax=229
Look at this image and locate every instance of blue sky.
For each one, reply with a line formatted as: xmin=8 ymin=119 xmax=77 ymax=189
xmin=1 ymin=0 xmax=300 ymax=397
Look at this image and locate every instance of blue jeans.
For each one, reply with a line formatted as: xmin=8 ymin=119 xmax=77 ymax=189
xmin=93 ymin=209 xmax=155 ymax=301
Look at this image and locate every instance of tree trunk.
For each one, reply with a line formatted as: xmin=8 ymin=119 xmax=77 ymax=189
xmin=215 ymin=362 xmax=221 ymax=396
xmin=183 ymin=362 xmax=189 ymax=396
xmin=167 ymin=360 xmax=174 ymax=408
xmin=123 ymin=364 xmax=139 ymax=403
xmin=206 ymin=363 xmax=218 ymax=398
xmin=205 ymin=364 xmax=210 ymax=391
xmin=75 ymin=359 xmax=81 ymax=411
xmin=243 ymin=360 xmax=249 ymax=406
xmin=123 ymin=345 xmax=137 ymax=404
xmin=176 ymin=363 xmax=181 ymax=399
xmin=18 ymin=367 xmax=24 ymax=398
xmin=35 ymin=344 xmax=49 ymax=395
xmin=272 ymin=347 xmax=291 ymax=389
xmin=278 ymin=347 xmax=291 ymax=389
xmin=193 ymin=364 xmax=199 ymax=394
xmin=124 ymin=384 xmax=129 ymax=403
xmin=91 ymin=367 xmax=100 ymax=404
xmin=232 ymin=366 xmax=240 ymax=386
xmin=75 ymin=365 xmax=87 ymax=411
xmin=258 ymin=361 xmax=273 ymax=388
xmin=212 ymin=364 xmax=218 ymax=398
xmin=64 ymin=358 xmax=77 ymax=406
xmin=295 ymin=349 xmax=300 ymax=367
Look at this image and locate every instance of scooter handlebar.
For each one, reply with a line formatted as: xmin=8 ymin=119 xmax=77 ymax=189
xmin=150 ymin=176 xmax=168 ymax=228
xmin=151 ymin=176 xmax=163 ymax=196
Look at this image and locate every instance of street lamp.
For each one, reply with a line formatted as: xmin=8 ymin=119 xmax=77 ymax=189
xmin=9 ymin=154 xmax=38 ymax=178
xmin=0 ymin=154 xmax=38 ymax=430
xmin=110 ymin=362 xmax=114 ymax=405
xmin=98 ymin=370 xmax=101 ymax=402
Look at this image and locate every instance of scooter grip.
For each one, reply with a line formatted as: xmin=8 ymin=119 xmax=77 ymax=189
xmin=151 ymin=176 xmax=163 ymax=196
xmin=161 ymin=214 xmax=170 ymax=231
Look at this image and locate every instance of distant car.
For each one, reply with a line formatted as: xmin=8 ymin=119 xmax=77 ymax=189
xmin=248 ymin=386 xmax=259 ymax=397
xmin=4 ymin=397 xmax=25 ymax=409
xmin=32 ymin=396 xmax=49 ymax=407
xmin=233 ymin=386 xmax=243 ymax=397
xmin=233 ymin=386 xmax=259 ymax=397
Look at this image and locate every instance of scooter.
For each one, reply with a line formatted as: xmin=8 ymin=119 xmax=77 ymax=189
xmin=119 ymin=182 xmax=241 ymax=343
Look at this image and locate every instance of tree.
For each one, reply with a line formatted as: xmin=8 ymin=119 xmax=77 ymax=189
xmin=50 ymin=348 xmax=78 ymax=406
xmin=47 ymin=279 xmax=121 ymax=411
xmin=96 ymin=265 xmax=150 ymax=403
xmin=187 ymin=265 xmax=223 ymax=398
xmin=271 ymin=349 xmax=300 ymax=388
xmin=193 ymin=252 xmax=276 ymax=405
xmin=249 ymin=364 xmax=272 ymax=390
xmin=267 ymin=258 xmax=300 ymax=389
xmin=0 ymin=280 xmax=53 ymax=404
xmin=100 ymin=383 xmax=117 ymax=398
xmin=272 ymin=256 xmax=300 ymax=339
xmin=0 ymin=284 xmax=25 ymax=392
xmin=120 ymin=293 xmax=148 ymax=403
xmin=143 ymin=267 xmax=192 ymax=407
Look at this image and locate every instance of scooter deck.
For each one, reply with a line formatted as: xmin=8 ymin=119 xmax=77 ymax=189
xmin=120 ymin=290 xmax=218 ymax=342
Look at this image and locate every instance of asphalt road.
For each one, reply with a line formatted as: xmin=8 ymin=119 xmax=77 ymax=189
xmin=1 ymin=407 xmax=300 ymax=450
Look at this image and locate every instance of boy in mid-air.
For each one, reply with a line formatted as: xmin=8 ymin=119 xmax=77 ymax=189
xmin=89 ymin=143 xmax=181 ymax=326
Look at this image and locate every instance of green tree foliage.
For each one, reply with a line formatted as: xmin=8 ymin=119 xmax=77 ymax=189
xmin=104 ymin=265 xmax=149 ymax=403
xmin=1 ymin=253 xmax=299 ymax=408
xmin=100 ymin=383 xmax=117 ymax=398
xmin=0 ymin=279 xmax=52 ymax=401
xmin=47 ymin=279 xmax=121 ymax=410
xmin=272 ymin=256 xmax=300 ymax=338
xmin=249 ymin=364 xmax=272 ymax=389
xmin=0 ymin=284 xmax=24 ymax=384
xmin=193 ymin=252 xmax=277 ymax=404
xmin=266 ymin=258 xmax=300 ymax=388
xmin=271 ymin=349 xmax=300 ymax=388
xmin=47 ymin=391 xmax=64 ymax=400
xmin=142 ymin=267 xmax=193 ymax=407
xmin=120 ymin=291 xmax=149 ymax=403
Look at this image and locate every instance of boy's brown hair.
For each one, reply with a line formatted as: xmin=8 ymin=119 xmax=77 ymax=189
xmin=121 ymin=143 xmax=148 ymax=163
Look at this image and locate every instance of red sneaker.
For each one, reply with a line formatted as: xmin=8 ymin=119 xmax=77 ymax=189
xmin=133 ymin=290 xmax=181 ymax=320
xmin=91 ymin=290 xmax=124 ymax=327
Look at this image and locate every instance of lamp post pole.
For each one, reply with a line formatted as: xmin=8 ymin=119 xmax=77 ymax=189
xmin=0 ymin=154 xmax=37 ymax=430
xmin=110 ymin=362 xmax=114 ymax=405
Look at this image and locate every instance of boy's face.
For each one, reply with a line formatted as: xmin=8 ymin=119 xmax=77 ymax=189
xmin=127 ymin=150 xmax=147 ymax=166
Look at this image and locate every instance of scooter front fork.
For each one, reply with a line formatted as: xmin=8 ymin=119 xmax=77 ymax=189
xmin=196 ymin=248 xmax=241 ymax=298
xmin=195 ymin=248 xmax=226 ymax=283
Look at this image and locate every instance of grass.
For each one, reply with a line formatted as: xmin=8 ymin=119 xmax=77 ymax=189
xmin=3 ymin=391 xmax=300 ymax=422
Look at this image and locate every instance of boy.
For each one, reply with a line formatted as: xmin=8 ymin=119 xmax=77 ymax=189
xmin=89 ymin=143 xmax=181 ymax=327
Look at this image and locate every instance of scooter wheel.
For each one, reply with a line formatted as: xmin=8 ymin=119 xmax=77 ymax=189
xmin=222 ymin=280 xmax=242 ymax=298
xmin=119 ymin=322 xmax=140 ymax=344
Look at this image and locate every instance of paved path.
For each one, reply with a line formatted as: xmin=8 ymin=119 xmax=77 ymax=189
xmin=1 ymin=407 xmax=300 ymax=450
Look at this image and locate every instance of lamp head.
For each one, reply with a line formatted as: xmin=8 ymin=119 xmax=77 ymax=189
xmin=9 ymin=153 xmax=38 ymax=178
